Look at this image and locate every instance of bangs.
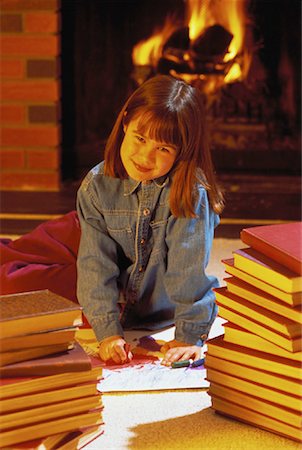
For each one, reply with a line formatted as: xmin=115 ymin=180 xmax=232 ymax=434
xmin=134 ymin=110 xmax=183 ymax=150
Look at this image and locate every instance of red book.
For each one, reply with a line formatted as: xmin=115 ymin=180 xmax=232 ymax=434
xmin=240 ymin=222 xmax=302 ymax=275
xmin=0 ymin=342 xmax=91 ymax=378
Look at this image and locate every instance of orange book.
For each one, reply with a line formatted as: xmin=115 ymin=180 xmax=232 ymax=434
xmin=0 ymin=342 xmax=92 ymax=377
xmin=0 ymin=290 xmax=82 ymax=339
xmin=0 ymin=342 xmax=73 ymax=367
xmin=240 ymin=222 xmax=302 ymax=275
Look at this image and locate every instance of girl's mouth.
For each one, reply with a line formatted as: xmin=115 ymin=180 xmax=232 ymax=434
xmin=132 ymin=161 xmax=152 ymax=173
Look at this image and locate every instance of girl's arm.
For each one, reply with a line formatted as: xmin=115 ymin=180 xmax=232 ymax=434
xmin=163 ymin=186 xmax=219 ymax=350
xmin=76 ymin=175 xmax=124 ymax=343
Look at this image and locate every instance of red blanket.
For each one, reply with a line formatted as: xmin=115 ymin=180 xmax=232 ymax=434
xmin=0 ymin=211 xmax=81 ymax=304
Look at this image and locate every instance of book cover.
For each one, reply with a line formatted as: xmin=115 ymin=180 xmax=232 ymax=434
xmin=4 ymin=431 xmax=73 ymax=450
xmin=223 ymin=323 xmax=302 ymax=362
xmin=225 ymin=276 xmax=302 ymax=323
xmin=0 ymin=342 xmax=73 ymax=367
xmin=205 ymin=352 xmax=301 ymax=395
xmin=0 ymin=342 xmax=92 ymax=377
xmin=240 ymin=222 xmax=302 ymax=275
xmin=0 ymin=409 xmax=103 ymax=448
xmin=209 ymin=382 xmax=302 ymax=429
xmin=233 ymin=248 xmax=302 ymax=293
xmin=214 ymin=287 xmax=302 ymax=340
xmin=206 ymin=335 xmax=302 ymax=380
xmin=0 ymin=290 xmax=83 ymax=339
xmin=216 ymin=302 xmax=302 ymax=352
xmin=222 ymin=258 xmax=302 ymax=306
xmin=206 ymin=367 xmax=302 ymax=412
xmin=0 ymin=327 xmax=78 ymax=353
xmin=211 ymin=396 xmax=302 ymax=442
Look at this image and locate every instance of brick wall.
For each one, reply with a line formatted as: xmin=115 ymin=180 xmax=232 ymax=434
xmin=0 ymin=0 xmax=61 ymax=191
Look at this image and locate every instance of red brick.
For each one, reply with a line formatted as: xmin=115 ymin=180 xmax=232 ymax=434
xmin=0 ymin=105 xmax=25 ymax=123
xmin=1 ymin=126 xmax=60 ymax=147
xmin=26 ymin=149 xmax=59 ymax=169
xmin=0 ymin=0 xmax=58 ymax=11
xmin=0 ymin=171 xmax=60 ymax=191
xmin=0 ymin=59 xmax=24 ymax=78
xmin=0 ymin=35 xmax=59 ymax=56
xmin=0 ymin=14 xmax=23 ymax=32
xmin=24 ymin=12 xmax=59 ymax=33
xmin=1 ymin=81 xmax=59 ymax=101
xmin=28 ymin=105 xmax=58 ymax=123
xmin=0 ymin=149 xmax=25 ymax=168
xmin=27 ymin=59 xmax=58 ymax=78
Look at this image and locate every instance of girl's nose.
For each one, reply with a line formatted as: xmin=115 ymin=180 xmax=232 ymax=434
xmin=139 ymin=146 xmax=156 ymax=164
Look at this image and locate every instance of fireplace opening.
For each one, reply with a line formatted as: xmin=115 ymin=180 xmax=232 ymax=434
xmin=61 ymin=0 xmax=301 ymax=182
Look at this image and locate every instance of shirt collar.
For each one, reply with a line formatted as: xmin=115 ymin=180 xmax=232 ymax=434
xmin=123 ymin=175 xmax=170 ymax=196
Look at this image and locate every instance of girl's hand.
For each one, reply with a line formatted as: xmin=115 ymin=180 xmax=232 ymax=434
xmin=99 ymin=335 xmax=133 ymax=364
xmin=160 ymin=339 xmax=202 ymax=366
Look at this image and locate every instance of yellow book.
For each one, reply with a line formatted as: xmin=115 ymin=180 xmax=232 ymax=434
xmin=0 ymin=410 xmax=103 ymax=448
xmin=0 ymin=395 xmax=102 ymax=430
xmin=215 ymin=287 xmax=302 ymax=345
xmin=206 ymin=335 xmax=302 ymax=380
xmin=205 ymin=353 xmax=302 ymax=395
xmin=211 ymin=396 xmax=302 ymax=442
xmin=225 ymin=276 xmax=302 ymax=323
xmin=223 ymin=323 xmax=302 ymax=362
xmin=233 ymin=248 xmax=302 ymax=293
xmin=209 ymin=382 xmax=302 ymax=429
xmin=206 ymin=367 xmax=302 ymax=411
xmin=0 ymin=342 xmax=73 ymax=367
xmin=216 ymin=302 xmax=302 ymax=352
xmin=222 ymin=258 xmax=302 ymax=306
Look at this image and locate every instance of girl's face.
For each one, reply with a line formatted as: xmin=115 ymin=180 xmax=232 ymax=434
xmin=120 ymin=117 xmax=178 ymax=182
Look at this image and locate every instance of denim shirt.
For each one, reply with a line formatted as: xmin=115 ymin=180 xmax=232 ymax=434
xmin=76 ymin=161 xmax=220 ymax=346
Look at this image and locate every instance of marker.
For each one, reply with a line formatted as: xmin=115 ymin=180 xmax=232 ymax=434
xmin=191 ymin=358 xmax=205 ymax=368
xmin=171 ymin=359 xmax=193 ymax=368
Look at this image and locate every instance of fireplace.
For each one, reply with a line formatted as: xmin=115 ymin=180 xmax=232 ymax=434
xmin=61 ymin=0 xmax=301 ymax=180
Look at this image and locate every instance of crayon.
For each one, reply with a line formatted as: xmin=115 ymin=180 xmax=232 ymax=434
xmin=171 ymin=359 xmax=193 ymax=368
xmin=191 ymin=358 xmax=205 ymax=368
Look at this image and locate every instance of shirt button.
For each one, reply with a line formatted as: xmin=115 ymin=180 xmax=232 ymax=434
xmin=143 ymin=208 xmax=150 ymax=216
xmin=138 ymin=266 xmax=144 ymax=272
xmin=140 ymin=238 xmax=145 ymax=245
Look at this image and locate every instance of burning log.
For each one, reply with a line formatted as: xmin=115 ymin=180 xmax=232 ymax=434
xmin=191 ymin=24 xmax=234 ymax=60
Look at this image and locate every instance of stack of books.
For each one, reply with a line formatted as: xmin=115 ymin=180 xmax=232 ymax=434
xmin=205 ymin=222 xmax=302 ymax=442
xmin=0 ymin=290 xmax=104 ymax=448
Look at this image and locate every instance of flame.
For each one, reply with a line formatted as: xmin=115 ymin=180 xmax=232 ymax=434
xmin=186 ymin=0 xmax=250 ymax=84
xmin=132 ymin=0 xmax=252 ymax=89
xmin=132 ymin=16 xmax=178 ymax=67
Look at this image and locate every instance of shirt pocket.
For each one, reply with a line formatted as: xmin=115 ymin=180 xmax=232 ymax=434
xmin=104 ymin=212 xmax=136 ymax=261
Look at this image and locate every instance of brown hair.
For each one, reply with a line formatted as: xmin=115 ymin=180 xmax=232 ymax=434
xmin=104 ymin=75 xmax=224 ymax=217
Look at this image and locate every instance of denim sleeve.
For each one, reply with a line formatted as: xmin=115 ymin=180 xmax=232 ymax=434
xmin=164 ymin=187 xmax=219 ymax=346
xmin=76 ymin=173 xmax=124 ymax=342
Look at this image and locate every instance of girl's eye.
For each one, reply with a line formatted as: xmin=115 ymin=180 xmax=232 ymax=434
xmin=135 ymin=135 xmax=145 ymax=143
xmin=158 ymin=146 xmax=171 ymax=154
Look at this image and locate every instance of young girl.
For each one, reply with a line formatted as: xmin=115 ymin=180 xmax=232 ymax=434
xmin=76 ymin=74 xmax=224 ymax=365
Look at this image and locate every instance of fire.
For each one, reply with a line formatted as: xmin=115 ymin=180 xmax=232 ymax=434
xmin=132 ymin=0 xmax=252 ymax=89
xmin=132 ymin=16 xmax=178 ymax=67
